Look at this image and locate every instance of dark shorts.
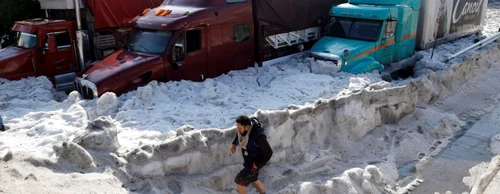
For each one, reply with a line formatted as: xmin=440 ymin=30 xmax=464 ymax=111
xmin=234 ymin=168 xmax=259 ymax=186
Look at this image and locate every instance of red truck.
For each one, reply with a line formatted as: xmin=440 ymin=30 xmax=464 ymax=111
xmin=0 ymin=0 xmax=163 ymax=90
xmin=73 ymin=0 xmax=347 ymax=99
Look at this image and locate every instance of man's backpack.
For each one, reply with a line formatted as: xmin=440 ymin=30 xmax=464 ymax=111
xmin=249 ymin=117 xmax=263 ymax=130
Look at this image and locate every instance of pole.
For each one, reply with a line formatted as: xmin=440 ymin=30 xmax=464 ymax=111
xmin=74 ymin=0 xmax=82 ymax=30
xmin=74 ymin=0 xmax=85 ymax=70
xmin=431 ymin=38 xmax=438 ymax=59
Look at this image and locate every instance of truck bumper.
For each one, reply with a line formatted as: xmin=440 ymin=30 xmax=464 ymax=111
xmin=309 ymin=52 xmax=342 ymax=66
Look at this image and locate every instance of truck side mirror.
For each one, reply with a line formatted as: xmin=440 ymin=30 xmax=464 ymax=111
xmin=172 ymin=45 xmax=185 ymax=69
xmin=48 ymin=36 xmax=57 ymax=53
xmin=384 ymin=21 xmax=397 ymax=40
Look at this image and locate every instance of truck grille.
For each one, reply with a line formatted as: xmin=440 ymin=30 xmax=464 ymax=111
xmin=74 ymin=81 xmax=96 ymax=100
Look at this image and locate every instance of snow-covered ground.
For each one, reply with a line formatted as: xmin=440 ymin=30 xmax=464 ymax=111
xmin=0 ymin=58 xmax=383 ymax=155
xmin=484 ymin=1 xmax=500 ymax=36
xmin=1 ymin=1 xmax=500 ymax=194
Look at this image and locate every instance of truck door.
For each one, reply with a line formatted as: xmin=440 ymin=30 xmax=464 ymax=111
xmin=376 ymin=20 xmax=396 ymax=65
xmin=39 ymin=29 xmax=76 ymax=77
xmin=207 ymin=25 xmax=231 ymax=78
xmin=230 ymin=23 xmax=253 ymax=70
xmin=170 ymin=29 xmax=207 ymax=81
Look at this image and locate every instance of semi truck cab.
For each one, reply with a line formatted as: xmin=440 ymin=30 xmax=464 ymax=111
xmin=0 ymin=0 xmax=166 ymax=91
xmin=310 ymin=0 xmax=420 ymax=74
xmin=0 ymin=19 xmax=78 ymax=89
xmin=74 ymin=0 xmax=255 ymax=98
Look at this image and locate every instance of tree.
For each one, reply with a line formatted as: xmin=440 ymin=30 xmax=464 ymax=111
xmin=0 ymin=0 xmax=44 ymax=48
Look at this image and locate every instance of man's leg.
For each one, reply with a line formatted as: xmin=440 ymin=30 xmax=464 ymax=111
xmin=236 ymin=184 xmax=247 ymax=194
xmin=251 ymin=180 xmax=265 ymax=194
xmin=235 ymin=168 xmax=252 ymax=194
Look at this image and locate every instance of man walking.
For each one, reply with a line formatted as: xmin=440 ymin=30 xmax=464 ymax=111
xmin=231 ymin=115 xmax=273 ymax=194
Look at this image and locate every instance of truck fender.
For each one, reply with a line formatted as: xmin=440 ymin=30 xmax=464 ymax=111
xmin=347 ymin=58 xmax=384 ymax=74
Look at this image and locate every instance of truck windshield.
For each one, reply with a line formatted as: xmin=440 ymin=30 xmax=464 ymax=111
xmin=128 ymin=29 xmax=172 ymax=54
xmin=12 ymin=31 xmax=37 ymax=49
xmin=328 ymin=18 xmax=382 ymax=42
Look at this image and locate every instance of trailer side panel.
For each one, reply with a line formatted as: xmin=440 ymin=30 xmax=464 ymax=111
xmin=417 ymin=0 xmax=488 ymax=50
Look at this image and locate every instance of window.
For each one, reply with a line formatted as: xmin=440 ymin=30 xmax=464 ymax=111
xmin=233 ymin=24 xmax=250 ymax=43
xmin=328 ymin=18 xmax=352 ymax=38
xmin=186 ymin=29 xmax=201 ymax=53
xmin=12 ymin=31 xmax=37 ymax=49
xmin=128 ymin=29 xmax=172 ymax=54
xmin=45 ymin=31 xmax=71 ymax=51
xmin=54 ymin=32 xmax=71 ymax=47
xmin=384 ymin=20 xmax=396 ymax=39
xmin=171 ymin=29 xmax=202 ymax=63
xmin=327 ymin=17 xmax=383 ymax=42
xmin=226 ymin=0 xmax=246 ymax=3
xmin=349 ymin=20 xmax=383 ymax=41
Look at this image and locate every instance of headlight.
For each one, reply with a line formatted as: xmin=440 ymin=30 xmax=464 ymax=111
xmin=74 ymin=78 xmax=98 ymax=99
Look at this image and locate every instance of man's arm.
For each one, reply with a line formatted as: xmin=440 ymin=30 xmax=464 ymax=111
xmin=232 ymin=134 xmax=239 ymax=146
xmin=230 ymin=134 xmax=238 ymax=154
xmin=255 ymin=135 xmax=273 ymax=169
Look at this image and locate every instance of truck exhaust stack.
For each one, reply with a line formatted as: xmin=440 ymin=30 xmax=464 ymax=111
xmin=74 ymin=0 xmax=91 ymax=71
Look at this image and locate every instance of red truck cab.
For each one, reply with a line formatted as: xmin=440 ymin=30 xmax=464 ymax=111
xmin=75 ymin=0 xmax=254 ymax=98
xmin=0 ymin=19 xmax=78 ymax=88
xmin=0 ymin=0 xmax=166 ymax=91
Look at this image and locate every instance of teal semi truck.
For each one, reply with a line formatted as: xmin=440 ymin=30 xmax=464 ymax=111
xmin=309 ymin=0 xmax=488 ymax=74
